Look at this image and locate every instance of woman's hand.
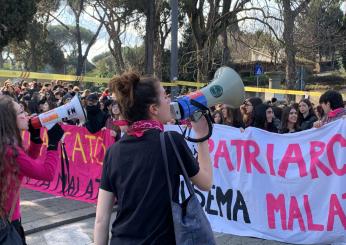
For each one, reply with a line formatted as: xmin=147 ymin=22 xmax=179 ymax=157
xmin=191 ymin=115 xmax=209 ymax=139
xmin=313 ymin=120 xmax=323 ymax=128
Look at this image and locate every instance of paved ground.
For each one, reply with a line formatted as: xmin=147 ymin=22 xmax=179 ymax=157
xmin=20 ymin=188 xmax=308 ymax=245
xmin=26 ymin=215 xmax=293 ymax=245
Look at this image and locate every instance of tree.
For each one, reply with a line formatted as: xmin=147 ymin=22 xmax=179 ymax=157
xmin=280 ymin=0 xmax=311 ymax=90
xmin=296 ymin=0 xmax=345 ymax=67
xmin=178 ymin=25 xmax=197 ymax=81
xmin=48 ymin=25 xmax=95 ymax=56
xmin=119 ymin=0 xmax=158 ymax=75
xmin=0 ymin=0 xmax=37 ymax=50
xmin=95 ymin=0 xmax=129 ymax=75
xmin=8 ymin=19 xmax=65 ymax=72
xmin=154 ymin=0 xmax=170 ymax=80
xmin=90 ymin=46 xmax=146 ymax=77
xmin=181 ymin=0 xmax=276 ymax=82
xmin=0 ymin=0 xmax=62 ymax=70
xmin=48 ymin=0 xmax=105 ymax=76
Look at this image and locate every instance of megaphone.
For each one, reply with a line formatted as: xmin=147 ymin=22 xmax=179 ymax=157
xmin=30 ymin=95 xmax=87 ymax=129
xmin=170 ymin=66 xmax=245 ymax=120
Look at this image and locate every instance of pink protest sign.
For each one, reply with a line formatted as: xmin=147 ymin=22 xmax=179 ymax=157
xmin=22 ymin=125 xmax=114 ymax=203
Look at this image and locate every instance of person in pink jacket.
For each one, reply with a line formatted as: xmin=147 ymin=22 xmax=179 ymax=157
xmin=0 ymin=95 xmax=64 ymax=244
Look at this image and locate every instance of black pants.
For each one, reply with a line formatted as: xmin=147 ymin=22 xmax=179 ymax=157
xmin=12 ymin=219 xmax=26 ymax=245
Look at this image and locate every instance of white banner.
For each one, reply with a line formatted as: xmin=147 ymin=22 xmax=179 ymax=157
xmin=168 ymin=119 xmax=346 ymax=244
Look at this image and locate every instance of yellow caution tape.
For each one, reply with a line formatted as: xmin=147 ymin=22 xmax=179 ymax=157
xmin=0 ymin=70 xmax=110 ymax=83
xmin=244 ymin=87 xmax=322 ymax=97
xmin=0 ymin=69 xmax=327 ymax=97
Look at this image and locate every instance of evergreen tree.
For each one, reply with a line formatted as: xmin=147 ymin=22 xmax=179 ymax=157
xmin=0 ymin=0 xmax=37 ymax=49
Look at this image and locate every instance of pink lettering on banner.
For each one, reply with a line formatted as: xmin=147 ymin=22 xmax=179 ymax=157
xmin=303 ymin=195 xmax=324 ymax=231
xmin=326 ymin=134 xmax=346 ymax=176
xmin=288 ymin=196 xmax=306 ymax=231
xmin=266 ymin=193 xmax=287 ymax=230
xmin=278 ymin=144 xmax=307 ymax=178
xmin=214 ymin=140 xmax=234 ymax=171
xmin=230 ymin=140 xmax=243 ymax=171
xmin=243 ymin=140 xmax=265 ymax=174
xmin=22 ymin=125 xmax=114 ymax=203
xmin=266 ymin=144 xmax=276 ymax=176
xmin=267 ymin=192 xmax=346 ymax=232
xmin=327 ymin=194 xmax=346 ymax=231
xmin=309 ymin=141 xmax=332 ymax=179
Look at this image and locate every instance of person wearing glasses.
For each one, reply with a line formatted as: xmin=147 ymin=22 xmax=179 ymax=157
xmin=0 ymin=95 xmax=64 ymax=244
xmin=253 ymin=103 xmax=279 ymax=133
xmin=240 ymin=97 xmax=263 ymax=128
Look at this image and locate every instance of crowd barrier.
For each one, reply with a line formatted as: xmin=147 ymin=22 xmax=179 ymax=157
xmin=0 ymin=69 xmax=325 ymax=98
xmin=21 ymin=122 xmax=346 ymax=244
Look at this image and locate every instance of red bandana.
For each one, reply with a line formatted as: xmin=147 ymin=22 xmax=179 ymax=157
xmin=127 ymin=120 xmax=164 ymax=137
xmin=113 ymin=120 xmax=129 ymax=127
xmin=328 ymin=108 xmax=344 ymax=118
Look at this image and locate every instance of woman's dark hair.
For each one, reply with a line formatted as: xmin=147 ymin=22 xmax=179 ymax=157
xmin=109 ymin=72 xmax=160 ymax=123
xmin=230 ymin=108 xmax=244 ymax=128
xmin=0 ymin=96 xmax=22 ymax=217
xmin=298 ymin=99 xmax=315 ymax=123
xmin=280 ymin=106 xmax=299 ymax=133
xmin=272 ymin=106 xmax=282 ymax=120
xmin=243 ymin=97 xmax=263 ymax=127
xmin=212 ymin=110 xmax=224 ymax=124
xmin=18 ymin=100 xmax=29 ymax=114
xmin=28 ymin=92 xmax=40 ymax=114
xmin=103 ymin=99 xmax=113 ymax=113
xmin=253 ymin=103 xmax=271 ymax=129
xmin=248 ymin=97 xmax=263 ymax=108
xmin=315 ymin=105 xmax=325 ymax=119
xmin=319 ymin=90 xmax=344 ymax=110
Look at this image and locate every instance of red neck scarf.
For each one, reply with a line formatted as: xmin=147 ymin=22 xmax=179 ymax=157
xmin=127 ymin=120 xmax=164 ymax=137
xmin=328 ymin=108 xmax=344 ymax=118
xmin=113 ymin=119 xmax=129 ymax=127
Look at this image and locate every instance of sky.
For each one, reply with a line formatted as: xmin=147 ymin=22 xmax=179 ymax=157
xmin=52 ymin=0 xmax=346 ymax=61
xmin=51 ymin=4 xmax=143 ymax=60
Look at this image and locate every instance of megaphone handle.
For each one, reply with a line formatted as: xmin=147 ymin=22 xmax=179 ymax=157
xmin=185 ymin=111 xmax=213 ymax=143
xmin=190 ymin=98 xmax=209 ymax=111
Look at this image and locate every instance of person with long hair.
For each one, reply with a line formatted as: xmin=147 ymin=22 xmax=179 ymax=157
xmin=212 ymin=110 xmax=224 ymax=124
xmin=0 ymin=95 xmax=64 ymax=244
xmin=253 ymin=104 xmax=279 ymax=133
xmin=297 ymin=99 xmax=317 ymax=131
xmin=240 ymin=97 xmax=263 ymax=128
xmin=279 ymin=106 xmax=300 ymax=133
xmin=105 ymin=100 xmax=122 ymax=141
xmin=94 ymin=72 xmax=212 ymax=245
xmin=221 ymin=104 xmax=244 ymax=128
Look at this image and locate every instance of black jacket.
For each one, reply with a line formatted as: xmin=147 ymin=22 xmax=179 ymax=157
xmin=299 ymin=114 xmax=317 ymax=131
xmin=85 ymin=110 xmax=109 ymax=134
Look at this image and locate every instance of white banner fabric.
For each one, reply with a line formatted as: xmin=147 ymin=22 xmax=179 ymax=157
xmin=167 ymin=119 xmax=346 ymax=244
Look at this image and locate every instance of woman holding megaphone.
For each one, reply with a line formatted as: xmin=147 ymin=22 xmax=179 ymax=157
xmin=0 ymin=95 xmax=64 ymax=244
xmin=94 ymin=72 xmax=213 ymax=245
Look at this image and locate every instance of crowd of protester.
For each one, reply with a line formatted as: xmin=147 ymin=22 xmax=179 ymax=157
xmin=1 ymin=75 xmax=345 ymax=245
xmin=0 ymin=79 xmax=123 ymax=140
xmin=1 ymin=78 xmax=345 ymax=137
xmin=211 ymin=90 xmax=346 ymax=133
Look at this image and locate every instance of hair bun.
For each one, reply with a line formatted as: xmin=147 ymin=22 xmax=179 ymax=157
xmin=109 ymin=71 xmax=140 ymax=109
